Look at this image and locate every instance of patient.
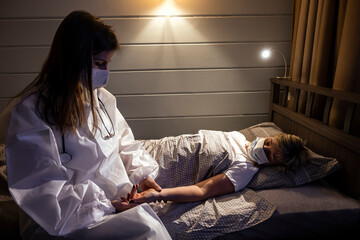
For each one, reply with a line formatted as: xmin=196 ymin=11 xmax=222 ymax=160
xmin=124 ymin=133 xmax=310 ymax=204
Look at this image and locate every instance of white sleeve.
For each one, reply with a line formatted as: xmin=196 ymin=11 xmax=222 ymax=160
xmin=115 ymin=109 xmax=159 ymax=184
xmin=223 ymin=154 xmax=259 ymax=192
xmin=222 ymin=131 xmax=259 ymax=192
xmin=6 ymin=101 xmax=115 ymax=236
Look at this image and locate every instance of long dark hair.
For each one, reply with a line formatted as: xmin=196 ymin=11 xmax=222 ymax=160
xmin=17 ymin=10 xmax=119 ymax=134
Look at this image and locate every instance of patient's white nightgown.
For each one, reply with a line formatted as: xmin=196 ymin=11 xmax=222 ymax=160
xmin=222 ymin=131 xmax=259 ymax=192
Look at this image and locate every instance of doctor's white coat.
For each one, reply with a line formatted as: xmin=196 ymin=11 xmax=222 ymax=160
xmin=4 ymin=88 xmax=171 ymax=239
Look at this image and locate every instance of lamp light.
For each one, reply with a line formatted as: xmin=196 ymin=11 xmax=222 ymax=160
xmin=261 ymin=48 xmax=288 ymax=78
xmin=159 ymin=0 xmax=177 ymax=17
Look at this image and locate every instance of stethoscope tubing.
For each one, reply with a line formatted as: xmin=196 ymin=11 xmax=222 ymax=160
xmin=60 ymin=134 xmax=72 ymax=163
xmin=59 ymin=98 xmax=114 ymax=163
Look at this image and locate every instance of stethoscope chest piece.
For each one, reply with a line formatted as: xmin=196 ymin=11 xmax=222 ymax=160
xmin=60 ymin=152 xmax=72 ymax=163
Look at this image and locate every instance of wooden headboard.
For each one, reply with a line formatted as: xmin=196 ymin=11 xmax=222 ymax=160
xmin=269 ymin=78 xmax=360 ymax=198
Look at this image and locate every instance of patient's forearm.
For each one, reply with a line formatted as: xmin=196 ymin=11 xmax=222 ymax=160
xmin=157 ymin=173 xmax=235 ymax=202
xmin=159 ymin=185 xmax=208 ymax=202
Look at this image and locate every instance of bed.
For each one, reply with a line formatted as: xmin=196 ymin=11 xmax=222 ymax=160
xmin=1 ymin=78 xmax=359 ymax=239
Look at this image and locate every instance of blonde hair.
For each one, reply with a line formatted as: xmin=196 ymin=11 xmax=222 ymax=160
xmin=274 ymin=133 xmax=310 ymax=171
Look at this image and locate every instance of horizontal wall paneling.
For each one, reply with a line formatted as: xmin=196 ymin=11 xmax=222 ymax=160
xmin=0 ymin=0 xmax=292 ymax=139
xmin=128 ymin=115 xmax=269 ymax=139
xmin=117 ymin=92 xmax=269 ymax=118
xmin=107 ymin=68 xmax=283 ymax=95
xmin=0 ymin=16 xmax=291 ymax=46
xmin=0 ymin=68 xmax=283 ymax=97
xmin=0 ymin=43 xmax=291 ymax=73
xmin=0 ymin=0 xmax=292 ymax=18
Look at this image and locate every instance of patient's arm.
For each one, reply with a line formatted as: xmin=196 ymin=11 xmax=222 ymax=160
xmin=133 ymin=173 xmax=235 ymax=203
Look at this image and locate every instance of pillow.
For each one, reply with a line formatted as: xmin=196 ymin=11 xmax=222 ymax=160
xmin=239 ymin=122 xmax=341 ymax=190
xmin=239 ymin=122 xmax=284 ymax=141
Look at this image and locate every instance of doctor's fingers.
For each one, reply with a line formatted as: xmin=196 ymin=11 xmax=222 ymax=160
xmin=132 ymin=190 xmax=158 ymax=204
xmin=140 ymin=177 xmax=162 ymax=192
xmin=152 ymin=181 xmax=162 ymax=192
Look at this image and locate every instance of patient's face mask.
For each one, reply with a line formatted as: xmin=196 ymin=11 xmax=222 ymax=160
xmin=247 ymin=137 xmax=269 ymax=165
xmin=92 ymin=68 xmax=109 ymax=89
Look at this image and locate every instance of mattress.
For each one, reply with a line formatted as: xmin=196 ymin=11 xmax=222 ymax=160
xmin=219 ymin=180 xmax=360 ymax=239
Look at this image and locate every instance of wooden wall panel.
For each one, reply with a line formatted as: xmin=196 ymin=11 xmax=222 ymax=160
xmin=0 ymin=0 xmax=292 ymax=139
xmin=0 ymin=68 xmax=283 ymax=97
xmin=128 ymin=115 xmax=269 ymax=139
xmin=0 ymin=16 xmax=291 ymax=46
xmin=117 ymin=92 xmax=269 ymax=118
xmin=112 ymin=43 xmax=290 ymax=70
xmin=0 ymin=74 xmax=35 ymax=97
xmin=0 ymin=0 xmax=292 ymax=18
xmin=107 ymin=68 xmax=283 ymax=94
xmin=0 ymin=43 xmax=290 ymax=73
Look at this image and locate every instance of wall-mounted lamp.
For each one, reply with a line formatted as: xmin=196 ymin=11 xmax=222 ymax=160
xmin=261 ymin=48 xmax=288 ymax=78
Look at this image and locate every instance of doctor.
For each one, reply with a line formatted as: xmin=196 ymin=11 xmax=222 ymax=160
xmin=3 ymin=11 xmax=170 ymax=239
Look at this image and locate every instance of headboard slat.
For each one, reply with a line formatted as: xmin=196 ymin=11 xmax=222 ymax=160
xmin=271 ymin=78 xmax=360 ymax=104
xmin=270 ymin=78 xmax=360 ymax=198
xmin=322 ymin=96 xmax=333 ymax=124
xmin=344 ymin=103 xmax=356 ymax=133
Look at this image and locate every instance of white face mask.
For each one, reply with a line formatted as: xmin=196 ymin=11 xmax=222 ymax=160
xmin=247 ymin=137 xmax=269 ymax=165
xmin=92 ymin=68 xmax=109 ymax=89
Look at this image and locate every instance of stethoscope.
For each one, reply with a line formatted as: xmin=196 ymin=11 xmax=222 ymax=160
xmin=59 ymin=98 xmax=115 ymax=163
xmin=60 ymin=134 xmax=72 ymax=163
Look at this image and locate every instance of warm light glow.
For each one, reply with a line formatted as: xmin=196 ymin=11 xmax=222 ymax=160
xmin=158 ymin=0 xmax=177 ymax=17
xmin=261 ymin=49 xmax=271 ymax=58
xmin=260 ymin=48 xmax=288 ymax=77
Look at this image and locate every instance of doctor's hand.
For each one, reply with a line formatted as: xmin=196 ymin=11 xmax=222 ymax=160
xmin=132 ymin=188 xmax=160 ymax=204
xmin=139 ymin=177 xmax=162 ymax=192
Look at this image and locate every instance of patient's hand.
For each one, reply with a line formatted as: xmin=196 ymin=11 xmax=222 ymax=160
xmin=111 ymin=185 xmax=140 ymax=212
xmin=111 ymin=198 xmax=138 ymax=213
